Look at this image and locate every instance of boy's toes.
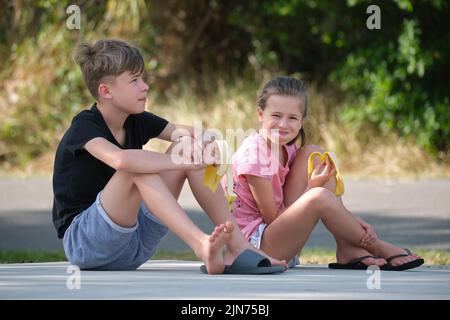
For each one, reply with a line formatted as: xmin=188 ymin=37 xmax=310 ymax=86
xmin=210 ymin=224 xmax=225 ymax=242
xmin=223 ymin=221 xmax=234 ymax=233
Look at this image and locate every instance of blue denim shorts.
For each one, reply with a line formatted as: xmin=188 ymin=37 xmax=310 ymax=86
xmin=249 ymin=222 xmax=300 ymax=268
xmin=63 ymin=192 xmax=169 ymax=270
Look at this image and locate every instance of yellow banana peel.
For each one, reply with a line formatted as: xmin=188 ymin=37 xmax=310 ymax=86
xmin=307 ymin=151 xmax=345 ymax=196
xmin=203 ymin=140 xmax=236 ymax=210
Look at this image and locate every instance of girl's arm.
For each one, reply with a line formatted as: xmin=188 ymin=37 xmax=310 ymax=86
xmin=246 ymin=175 xmax=279 ymax=225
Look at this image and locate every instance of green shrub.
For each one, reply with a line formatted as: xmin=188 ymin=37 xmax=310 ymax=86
xmin=0 ymin=26 xmax=89 ymax=166
xmin=332 ymin=19 xmax=449 ymax=154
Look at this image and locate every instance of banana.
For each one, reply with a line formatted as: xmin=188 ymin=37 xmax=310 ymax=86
xmin=307 ymin=151 xmax=345 ymax=196
xmin=203 ymin=140 xmax=237 ymax=210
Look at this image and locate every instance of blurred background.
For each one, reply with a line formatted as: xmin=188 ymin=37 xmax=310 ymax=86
xmin=0 ymin=0 xmax=449 ymax=177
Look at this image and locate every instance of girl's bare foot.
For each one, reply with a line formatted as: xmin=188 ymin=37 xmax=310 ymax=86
xmin=337 ymin=241 xmax=387 ymax=267
xmin=199 ymin=221 xmax=234 ymax=274
xmin=368 ymin=240 xmax=422 ymax=267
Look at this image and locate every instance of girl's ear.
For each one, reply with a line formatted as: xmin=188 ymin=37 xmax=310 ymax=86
xmin=257 ymin=107 xmax=264 ymax=122
xmin=98 ymin=83 xmax=112 ymax=100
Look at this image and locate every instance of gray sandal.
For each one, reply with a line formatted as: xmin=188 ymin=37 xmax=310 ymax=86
xmin=200 ymin=249 xmax=286 ymax=274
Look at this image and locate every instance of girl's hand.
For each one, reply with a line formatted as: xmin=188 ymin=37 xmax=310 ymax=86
xmin=359 ymin=221 xmax=378 ymax=247
xmin=307 ymin=156 xmax=336 ymax=189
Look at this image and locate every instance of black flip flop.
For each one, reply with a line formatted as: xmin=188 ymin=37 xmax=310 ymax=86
xmin=385 ymin=248 xmax=424 ymax=271
xmin=329 ymin=255 xmax=390 ymax=270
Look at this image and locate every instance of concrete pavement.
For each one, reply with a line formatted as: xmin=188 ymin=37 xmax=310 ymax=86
xmin=1 ymin=178 xmax=450 ymax=300
xmin=0 ymin=261 xmax=449 ymax=299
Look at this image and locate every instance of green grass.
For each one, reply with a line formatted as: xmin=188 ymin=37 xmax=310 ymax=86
xmin=1 ymin=248 xmax=449 ymax=265
xmin=0 ymin=250 xmax=198 ymax=264
xmin=297 ymin=248 xmax=450 ymax=266
xmin=0 ymin=250 xmax=67 ymax=263
xmin=153 ymin=250 xmax=198 ymax=261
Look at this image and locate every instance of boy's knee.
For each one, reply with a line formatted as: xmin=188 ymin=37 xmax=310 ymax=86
xmin=166 ymin=140 xmax=181 ymax=154
xmin=114 ymin=170 xmax=139 ymax=183
xmin=131 ymin=172 xmax=161 ymax=185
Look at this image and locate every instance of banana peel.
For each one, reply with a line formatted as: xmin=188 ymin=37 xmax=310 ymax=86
xmin=203 ymin=140 xmax=237 ymax=210
xmin=307 ymin=151 xmax=345 ymax=196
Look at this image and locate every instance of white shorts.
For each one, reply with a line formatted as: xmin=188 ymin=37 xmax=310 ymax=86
xmin=249 ymin=223 xmax=300 ymax=268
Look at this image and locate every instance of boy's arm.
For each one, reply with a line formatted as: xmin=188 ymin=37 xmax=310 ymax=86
xmin=246 ymin=175 xmax=279 ymax=225
xmin=158 ymin=123 xmax=219 ymax=143
xmin=84 ymin=137 xmax=202 ymax=173
xmin=158 ymin=123 xmax=195 ymax=141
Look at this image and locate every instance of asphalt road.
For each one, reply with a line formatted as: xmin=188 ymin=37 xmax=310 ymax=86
xmin=0 ymin=178 xmax=449 ymax=252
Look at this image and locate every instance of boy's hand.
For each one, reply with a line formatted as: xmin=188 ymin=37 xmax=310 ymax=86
xmin=174 ymin=136 xmax=206 ymax=170
xmin=190 ymin=138 xmax=208 ymax=170
xmin=307 ymin=156 xmax=336 ymax=189
xmin=173 ymin=135 xmax=222 ymax=170
xmin=202 ymin=140 xmax=221 ymax=166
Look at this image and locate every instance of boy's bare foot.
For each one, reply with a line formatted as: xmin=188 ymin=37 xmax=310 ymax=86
xmin=200 ymin=221 xmax=234 ymax=274
xmin=368 ymin=240 xmax=422 ymax=267
xmin=336 ymin=242 xmax=387 ymax=267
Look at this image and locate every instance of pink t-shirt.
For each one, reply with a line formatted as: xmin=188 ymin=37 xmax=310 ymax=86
xmin=225 ymin=132 xmax=298 ymax=240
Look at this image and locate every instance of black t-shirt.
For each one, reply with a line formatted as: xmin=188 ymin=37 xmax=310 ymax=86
xmin=52 ymin=103 xmax=168 ymax=238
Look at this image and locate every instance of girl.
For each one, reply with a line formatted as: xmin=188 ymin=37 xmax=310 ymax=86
xmin=229 ymin=76 xmax=424 ymax=271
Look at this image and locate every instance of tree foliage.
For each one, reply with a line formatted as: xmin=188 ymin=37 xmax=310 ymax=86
xmin=0 ymin=0 xmax=448 ymax=166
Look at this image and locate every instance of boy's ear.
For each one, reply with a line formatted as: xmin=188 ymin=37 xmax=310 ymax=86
xmin=257 ymin=107 xmax=264 ymax=122
xmin=98 ymin=83 xmax=112 ymax=100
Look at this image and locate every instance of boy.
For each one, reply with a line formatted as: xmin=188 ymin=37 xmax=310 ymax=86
xmin=52 ymin=39 xmax=286 ymax=273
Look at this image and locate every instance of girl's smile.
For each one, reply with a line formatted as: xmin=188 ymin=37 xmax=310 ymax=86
xmin=257 ymin=94 xmax=304 ymax=146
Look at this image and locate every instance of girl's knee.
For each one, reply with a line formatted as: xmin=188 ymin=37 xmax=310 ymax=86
xmin=292 ymin=144 xmax=324 ymax=165
xmin=289 ymin=145 xmax=325 ymax=173
xmin=298 ymin=144 xmax=324 ymax=157
xmin=302 ymin=187 xmax=336 ymax=211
